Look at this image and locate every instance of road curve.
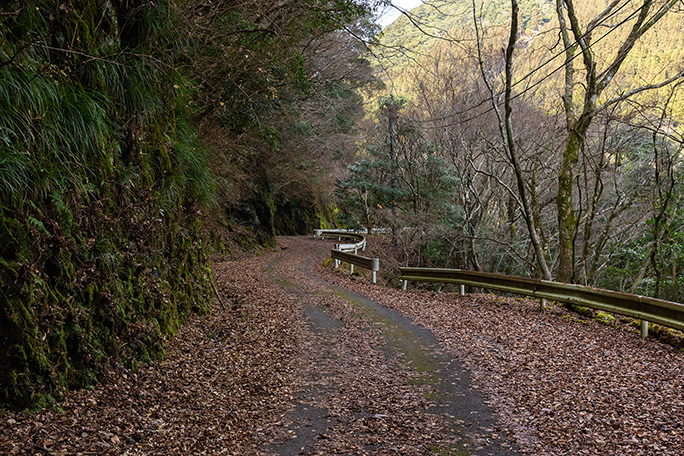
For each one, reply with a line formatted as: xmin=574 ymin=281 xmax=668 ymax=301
xmin=261 ymin=236 xmax=519 ymax=455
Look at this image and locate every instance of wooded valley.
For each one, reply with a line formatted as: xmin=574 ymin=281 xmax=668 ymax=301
xmin=340 ymin=0 xmax=684 ymax=294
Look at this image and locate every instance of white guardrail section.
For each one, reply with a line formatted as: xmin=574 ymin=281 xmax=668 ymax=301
xmin=315 ymin=230 xmax=379 ymax=283
xmin=314 ymin=228 xmax=392 ymax=235
xmin=399 ymin=267 xmax=684 ymax=338
xmin=314 ymin=229 xmax=366 ymax=252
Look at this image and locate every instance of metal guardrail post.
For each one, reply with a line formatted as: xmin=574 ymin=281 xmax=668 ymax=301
xmin=641 ymin=320 xmax=649 ymax=338
xmin=330 ymin=249 xmax=380 ymax=285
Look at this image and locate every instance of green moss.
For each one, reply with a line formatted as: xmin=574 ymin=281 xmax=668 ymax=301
xmin=0 ymin=216 xmax=30 ymax=262
xmin=0 ymin=1 xmax=214 ymax=406
xmin=626 ymin=318 xmax=640 ymax=328
xmin=429 ymin=445 xmax=470 ymax=455
xmin=566 ymin=304 xmax=593 ymax=317
xmin=596 ymin=311 xmax=617 ymax=326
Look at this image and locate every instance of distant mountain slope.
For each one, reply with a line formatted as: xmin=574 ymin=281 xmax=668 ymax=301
xmin=374 ymin=0 xmax=684 ymax=120
xmin=377 ymin=0 xmax=553 ymax=63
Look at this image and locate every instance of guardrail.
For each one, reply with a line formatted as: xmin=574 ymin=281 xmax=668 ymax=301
xmin=315 ymin=228 xmax=362 ymax=235
xmin=314 ymin=229 xmax=379 ymax=283
xmin=399 ymin=267 xmax=684 ymax=338
xmin=332 ymin=249 xmax=379 ymax=283
xmin=314 ymin=228 xmax=393 ymax=236
xmin=315 ymin=229 xmax=367 ymax=238
xmin=315 ymin=230 xmax=366 ymax=252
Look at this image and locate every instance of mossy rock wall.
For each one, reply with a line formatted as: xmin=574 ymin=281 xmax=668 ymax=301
xmin=0 ymin=204 xmax=212 ymax=410
xmin=274 ymin=197 xmax=326 ymax=236
xmin=0 ymin=0 xmax=369 ymax=410
xmin=225 ymin=184 xmax=331 ymax=246
xmin=0 ymin=1 xmax=213 ymax=410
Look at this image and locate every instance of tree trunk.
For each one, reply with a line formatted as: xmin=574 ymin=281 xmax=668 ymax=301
xmin=554 ymin=0 xmax=682 ymax=282
xmin=473 ymin=0 xmax=552 ymax=280
xmin=388 ymin=109 xmax=398 ymax=247
xmin=556 ymin=130 xmax=581 ymax=282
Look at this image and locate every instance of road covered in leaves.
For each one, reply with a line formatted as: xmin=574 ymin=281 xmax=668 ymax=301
xmin=2 ymin=235 xmax=683 ymax=455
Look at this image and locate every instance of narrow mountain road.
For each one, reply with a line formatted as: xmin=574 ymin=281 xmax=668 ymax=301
xmin=2 ymin=235 xmax=683 ymax=455
xmin=255 ymin=236 xmax=518 ymax=455
xmin=227 ymin=235 xmax=684 ymax=456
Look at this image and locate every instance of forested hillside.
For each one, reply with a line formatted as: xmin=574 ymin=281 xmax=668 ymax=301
xmin=377 ymin=0 xmax=684 ymax=113
xmin=337 ymin=0 xmax=684 ymax=298
xmin=0 ymin=0 xmax=375 ymax=410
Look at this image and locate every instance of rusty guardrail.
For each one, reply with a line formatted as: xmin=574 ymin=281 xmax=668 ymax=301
xmin=332 ymin=249 xmax=379 ymax=284
xmin=399 ymin=267 xmax=684 ymax=338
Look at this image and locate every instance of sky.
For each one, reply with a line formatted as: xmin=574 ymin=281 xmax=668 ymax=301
xmin=376 ymin=0 xmax=425 ymax=28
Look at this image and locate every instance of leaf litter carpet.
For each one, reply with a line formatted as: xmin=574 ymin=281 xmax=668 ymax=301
xmin=1 ymin=235 xmax=683 ymax=455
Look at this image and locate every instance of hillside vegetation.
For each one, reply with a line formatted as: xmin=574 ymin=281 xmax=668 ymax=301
xmin=3 ymin=0 xmax=683 ymax=412
xmin=377 ymin=0 xmax=684 ymax=117
xmin=0 ymin=0 xmax=374 ymax=410
xmin=337 ymin=0 xmax=684 ymax=300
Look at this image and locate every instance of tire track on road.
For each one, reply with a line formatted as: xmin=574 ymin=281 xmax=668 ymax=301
xmin=263 ymin=237 xmax=519 ymax=455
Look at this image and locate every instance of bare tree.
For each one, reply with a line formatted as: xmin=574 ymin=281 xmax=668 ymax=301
xmin=473 ymin=0 xmax=553 ymax=279
xmin=554 ymin=0 xmax=684 ymax=282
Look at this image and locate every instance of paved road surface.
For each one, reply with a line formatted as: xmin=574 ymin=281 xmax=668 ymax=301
xmin=262 ymin=237 xmax=519 ymax=455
